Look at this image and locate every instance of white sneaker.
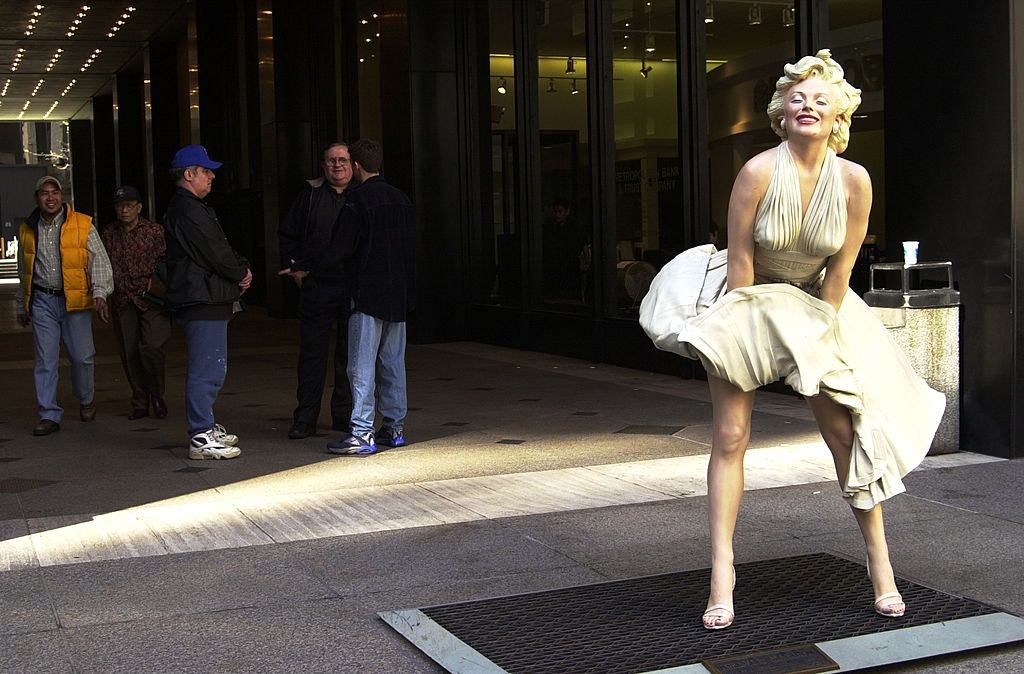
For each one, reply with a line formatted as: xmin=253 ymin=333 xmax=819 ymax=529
xmin=213 ymin=423 xmax=239 ymax=446
xmin=189 ymin=429 xmax=241 ymax=460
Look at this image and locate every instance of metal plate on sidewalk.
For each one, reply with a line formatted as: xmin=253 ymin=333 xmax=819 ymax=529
xmin=381 ymin=553 xmax=1024 ymax=674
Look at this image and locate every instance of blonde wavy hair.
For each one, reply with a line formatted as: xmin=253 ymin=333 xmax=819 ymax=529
xmin=767 ymin=49 xmax=862 ymax=153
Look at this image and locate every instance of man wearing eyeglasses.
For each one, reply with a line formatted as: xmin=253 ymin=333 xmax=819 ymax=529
xmin=164 ymin=145 xmax=252 ymax=460
xmin=16 ymin=176 xmax=113 ymax=436
xmin=277 ymin=142 xmax=358 ymax=440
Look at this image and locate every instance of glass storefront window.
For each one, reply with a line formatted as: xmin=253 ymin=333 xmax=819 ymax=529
xmin=705 ymin=0 xmax=796 ymax=248
xmin=484 ymin=0 xmax=520 ymax=307
xmin=536 ymin=0 xmax=592 ymax=311
xmin=610 ymin=0 xmax=679 ymax=317
xmin=829 ymin=0 xmax=884 ymax=292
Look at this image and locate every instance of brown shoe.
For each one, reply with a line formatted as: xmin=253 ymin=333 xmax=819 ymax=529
xmin=80 ymin=402 xmax=97 ymax=422
xmin=33 ymin=419 xmax=60 ymax=436
xmin=150 ymin=394 xmax=168 ymax=419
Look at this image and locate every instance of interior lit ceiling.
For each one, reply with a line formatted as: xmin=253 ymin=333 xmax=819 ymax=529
xmin=0 ymin=1 xmax=186 ymax=122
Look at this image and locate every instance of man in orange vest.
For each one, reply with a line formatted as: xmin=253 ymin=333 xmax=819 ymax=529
xmin=16 ymin=176 xmax=112 ymax=436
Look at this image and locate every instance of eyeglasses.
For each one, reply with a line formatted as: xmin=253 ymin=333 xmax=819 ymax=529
xmin=325 ymin=158 xmax=351 ymax=166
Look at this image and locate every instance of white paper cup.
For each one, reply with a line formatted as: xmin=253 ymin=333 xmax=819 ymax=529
xmin=902 ymin=241 xmax=919 ymax=265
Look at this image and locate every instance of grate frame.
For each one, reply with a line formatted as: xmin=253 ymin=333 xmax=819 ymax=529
xmin=386 ymin=553 xmax=1020 ymax=674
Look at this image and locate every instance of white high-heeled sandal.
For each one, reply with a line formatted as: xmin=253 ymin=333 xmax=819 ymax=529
xmin=867 ymin=559 xmax=906 ymax=617
xmin=702 ymin=567 xmax=737 ymax=630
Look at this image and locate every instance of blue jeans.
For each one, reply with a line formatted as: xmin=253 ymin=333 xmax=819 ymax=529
xmin=180 ymin=318 xmax=229 ymax=436
xmin=31 ymin=292 xmax=96 ymax=422
xmin=347 ymin=311 xmax=407 ymax=436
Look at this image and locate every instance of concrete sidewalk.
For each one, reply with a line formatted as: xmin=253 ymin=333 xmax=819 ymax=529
xmin=0 ymin=298 xmax=1021 ymax=672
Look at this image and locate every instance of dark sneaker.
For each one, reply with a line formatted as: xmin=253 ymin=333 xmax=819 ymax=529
xmin=376 ymin=427 xmax=406 ymax=448
xmin=327 ymin=432 xmax=378 ymax=455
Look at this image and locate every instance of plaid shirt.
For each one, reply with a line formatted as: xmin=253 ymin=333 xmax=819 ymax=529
xmin=101 ymin=217 xmax=166 ymax=311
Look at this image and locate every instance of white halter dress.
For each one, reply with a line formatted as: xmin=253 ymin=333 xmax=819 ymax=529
xmin=640 ymin=143 xmax=945 ymax=510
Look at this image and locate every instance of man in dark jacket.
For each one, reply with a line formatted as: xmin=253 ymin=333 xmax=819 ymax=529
xmin=277 ymin=142 xmax=355 ymax=439
xmin=327 ymin=139 xmax=416 ymax=456
xmin=164 ymin=145 xmax=252 ymax=460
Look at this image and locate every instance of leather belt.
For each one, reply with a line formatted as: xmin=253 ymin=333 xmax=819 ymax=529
xmin=33 ymin=285 xmax=64 ymax=296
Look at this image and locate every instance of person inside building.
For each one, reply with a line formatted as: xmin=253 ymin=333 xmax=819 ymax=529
xmin=278 ymin=142 xmax=358 ymax=440
xmin=541 ymin=198 xmax=590 ymax=303
xmin=163 ymin=145 xmax=252 ymax=460
xmin=638 ymin=50 xmax=945 ymax=630
xmin=102 ymin=185 xmax=171 ymax=421
xmin=16 ymin=176 xmax=112 ymax=436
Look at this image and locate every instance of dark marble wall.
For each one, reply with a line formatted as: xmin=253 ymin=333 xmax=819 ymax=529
xmin=884 ymin=1 xmax=1014 ymax=457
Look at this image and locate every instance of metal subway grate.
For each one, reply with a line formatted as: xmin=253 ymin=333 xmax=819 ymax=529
xmin=420 ymin=553 xmax=998 ymax=674
xmin=0 ymin=478 xmax=58 ymax=494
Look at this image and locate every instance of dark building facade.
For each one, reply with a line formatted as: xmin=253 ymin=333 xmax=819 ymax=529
xmin=65 ymin=0 xmax=1024 ymax=460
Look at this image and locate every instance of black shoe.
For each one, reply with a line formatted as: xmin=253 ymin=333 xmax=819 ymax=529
xmin=150 ymin=394 xmax=168 ymax=419
xmin=288 ymin=424 xmax=313 ymax=440
xmin=128 ymin=408 xmax=149 ymax=420
xmin=33 ymin=419 xmax=60 ymax=436
xmin=79 ymin=402 xmax=96 ymax=422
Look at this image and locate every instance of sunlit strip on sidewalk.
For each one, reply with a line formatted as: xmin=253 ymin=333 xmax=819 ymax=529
xmin=0 ymin=445 xmax=1001 ymax=572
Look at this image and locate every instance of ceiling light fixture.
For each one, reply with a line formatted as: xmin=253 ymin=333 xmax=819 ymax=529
xmin=496 ymin=77 xmax=507 ymax=95
xmin=645 ymin=33 xmax=656 ymax=53
xmin=640 ymin=61 xmax=653 ymax=79
xmin=570 ymin=79 xmax=579 ymax=95
xmin=782 ymin=7 xmax=795 ymax=27
xmin=748 ymin=4 xmax=762 ymax=25
xmin=705 ymin=0 xmax=714 ymax=24
xmin=565 ymin=56 xmax=575 ymax=75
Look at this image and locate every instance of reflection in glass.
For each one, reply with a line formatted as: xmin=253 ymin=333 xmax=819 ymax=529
xmin=829 ymin=0 xmax=883 ymax=293
xmin=537 ymin=0 xmax=591 ymax=310
xmin=357 ymin=0 xmax=382 ymax=142
xmin=610 ymin=0 xmax=679 ymax=316
xmin=485 ymin=0 xmax=519 ymax=306
xmin=706 ymin=0 xmax=795 ymax=248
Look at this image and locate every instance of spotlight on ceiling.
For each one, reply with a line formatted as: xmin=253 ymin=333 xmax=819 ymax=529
xmin=705 ymin=0 xmax=714 ymax=24
xmin=640 ymin=62 xmax=653 ymax=79
xmin=570 ymin=79 xmax=579 ymax=95
xmin=496 ymin=77 xmax=507 ymax=95
xmin=748 ymin=4 xmax=762 ymax=25
xmin=782 ymin=7 xmax=795 ymax=27
xmin=565 ymin=56 xmax=575 ymax=75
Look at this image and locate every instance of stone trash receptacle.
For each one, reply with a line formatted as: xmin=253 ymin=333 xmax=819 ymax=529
xmin=864 ymin=261 xmax=960 ymax=455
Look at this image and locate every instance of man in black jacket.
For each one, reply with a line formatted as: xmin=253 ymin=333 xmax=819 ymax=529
xmin=164 ymin=145 xmax=252 ymax=460
xmin=327 ymin=139 xmax=416 ymax=456
xmin=277 ymin=142 xmax=355 ymax=439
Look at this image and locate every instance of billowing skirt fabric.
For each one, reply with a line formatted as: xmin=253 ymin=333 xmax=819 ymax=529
xmin=640 ymin=245 xmax=945 ymax=510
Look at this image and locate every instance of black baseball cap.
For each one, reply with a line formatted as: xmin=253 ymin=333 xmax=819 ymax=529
xmin=112 ymin=185 xmax=142 ymax=204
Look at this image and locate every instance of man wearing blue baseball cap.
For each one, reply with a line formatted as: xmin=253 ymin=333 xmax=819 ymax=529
xmin=163 ymin=145 xmax=252 ymax=459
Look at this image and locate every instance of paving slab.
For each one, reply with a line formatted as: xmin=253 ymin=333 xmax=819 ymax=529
xmin=0 ymin=568 xmax=58 ymax=635
xmin=42 ymin=544 xmax=337 ymax=628
xmin=0 ymin=630 xmax=74 ymax=674
xmin=904 ymin=459 xmax=1024 ymax=524
xmin=288 ymin=519 xmax=582 ymax=597
xmin=62 ymin=598 xmax=440 ymax=674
